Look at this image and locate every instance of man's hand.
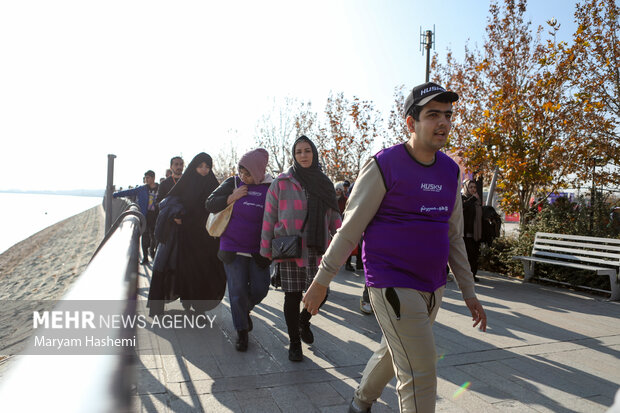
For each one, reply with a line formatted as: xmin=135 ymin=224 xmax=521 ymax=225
xmin=174 ymin=218 xmax=182 ymax=225
xmin=303 ymin=281 xmax=328 ymax=315
xmin=464 ymin=297 xmax=487 ymax=332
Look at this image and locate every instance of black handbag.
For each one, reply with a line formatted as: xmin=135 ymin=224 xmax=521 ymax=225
xmin=272 ymin=235 xmax=302 ymax=259
xmin=271 ymin=213 xmax=307 ymax=260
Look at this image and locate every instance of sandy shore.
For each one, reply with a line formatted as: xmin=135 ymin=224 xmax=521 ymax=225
xmin=0 ymin=205 xmax=105 ymax=363
xmin=0 ymin=205 xmax=104 ymax=300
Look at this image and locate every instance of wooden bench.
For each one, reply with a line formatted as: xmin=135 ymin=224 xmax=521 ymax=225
xmin=513 ymin=232 xmax=620 ymax=301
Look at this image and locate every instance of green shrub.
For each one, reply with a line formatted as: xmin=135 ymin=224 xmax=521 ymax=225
xmin=479 ymin=236 xmax=521 ymax=276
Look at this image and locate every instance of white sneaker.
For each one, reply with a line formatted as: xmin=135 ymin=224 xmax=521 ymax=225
xmin=360 ymin=299 xmax=373 ymax=314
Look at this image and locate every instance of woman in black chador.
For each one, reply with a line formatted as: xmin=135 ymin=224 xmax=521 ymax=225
xmin=148 ymin=152 xmax=226 ymax=316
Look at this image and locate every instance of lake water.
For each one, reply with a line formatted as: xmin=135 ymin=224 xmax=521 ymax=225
xmin=0 ymin=193 xmax=102 ymax=254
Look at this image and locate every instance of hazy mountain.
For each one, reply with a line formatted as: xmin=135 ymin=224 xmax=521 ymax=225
xmin=0 ymin=189 xmax=104 ymax=197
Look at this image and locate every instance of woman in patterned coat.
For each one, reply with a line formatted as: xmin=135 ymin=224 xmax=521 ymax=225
xmin=260 ymin=136 xmax=341 ymax=362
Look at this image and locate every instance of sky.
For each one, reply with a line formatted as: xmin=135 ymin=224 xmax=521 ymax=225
xmin=0 ymin=0 xmax=579 ymax=191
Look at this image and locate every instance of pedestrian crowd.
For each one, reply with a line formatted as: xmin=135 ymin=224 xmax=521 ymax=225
xmin=112 ymin=81 xmax=488 ymax=413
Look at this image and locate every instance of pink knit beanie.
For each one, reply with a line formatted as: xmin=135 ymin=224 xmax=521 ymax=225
xmin=239 ymin=148 xmax=269 ymax=183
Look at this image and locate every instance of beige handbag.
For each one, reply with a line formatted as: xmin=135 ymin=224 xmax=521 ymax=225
xmin=206 ymin=178 xmax=236 ymax=237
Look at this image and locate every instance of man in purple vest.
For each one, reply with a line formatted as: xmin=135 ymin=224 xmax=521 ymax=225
xmin=303 ymin=82 xmax=487 ymax=413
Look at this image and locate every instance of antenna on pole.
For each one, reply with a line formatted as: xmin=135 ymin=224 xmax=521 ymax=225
xmin=420 ymin=25 xmax=435 ymax=82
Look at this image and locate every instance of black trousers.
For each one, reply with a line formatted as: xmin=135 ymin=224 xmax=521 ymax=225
xmin=142 ymin=210 xmax=157 ymax=258
xmin=464 ymin=237 xmax=481 ymax=276
xmin=283 ymin=291 xmax=328 ymax=343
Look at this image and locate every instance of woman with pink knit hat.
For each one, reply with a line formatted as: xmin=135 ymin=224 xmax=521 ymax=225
xmin=206 ymin=148 xmax=273 ymax=352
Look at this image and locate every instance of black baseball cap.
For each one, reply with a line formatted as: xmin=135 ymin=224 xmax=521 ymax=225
xmin=144 ymin=170 xmax=155 ymax=178
xmin=403 ymin=82 xmax=459 ymax=118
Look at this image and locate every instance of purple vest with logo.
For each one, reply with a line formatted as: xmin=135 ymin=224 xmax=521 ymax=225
xmin=363 ymin=144 xmax=459 ymax=292
xmin=220 ymin=182 xmax=269 ymax=254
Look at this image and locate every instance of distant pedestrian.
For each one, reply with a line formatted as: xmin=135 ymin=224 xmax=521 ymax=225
xmin=260 ymin=136 xmax=342 ymax=362
xmin=343 ymin=180 xmax=351 ymax=197
xmin=303 ymin=82 xmax=487 ymax=412
xmin=206 ymin=148 xmax=273 ymax=352
xmin=462 ymin=179 xmax=482 ymax=282
xmin=337 ymin=182 xmax=370 ymax=313
xmin=113 ymin=170 xmax=159 ymax=264
xmin=156 ymin=157 xmax=184 ymax=210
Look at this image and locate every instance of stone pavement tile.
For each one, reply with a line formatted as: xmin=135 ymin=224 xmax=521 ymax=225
xmin=560 ymin=396 xmax=613 ymax=413
xmin=161 ymin=354 xmax=191 ymax=383
xmin=438 ymin=347 xmax=513 ymax=368
xmin=170 ymin=392 xmax=240 ymax=413
xmin=439 ymin=365 xmax=513 ymax=405
xmin=136 ymin=352 xmax=163 ymax=369
xmin=176 ymin=366 xmax=363 ymax=397
xmin=589 ymin=394 xmax=618 ymax=412
xmin=544 ymin=345 xmax=620 ymax=385
xmin=136 ymin=367 xmax=167 ymax=395
xmin=326 ymin=377 xmax=358 ymax=401
xmin=178 ymin=378 xmax=215 ymax=396
xmin=484 ymin=357 xmax=604 ymax=413
xmin=176 ymin=330 xmax=224 ymax=357
xmin=214 ymin=350 xmax=283 ymax=378
xmin=435 ymin=396 xmax=468 ymax=412
xmin=151 ymin=328 xmax=183 ymax=355
xmin=500 ymin=355 xmax=608 ymax=399
xmin=598 ymin=335 xmax=620 ymax=346
xmin=307 ymin=325 xmax=377 ymax=367
xmin=319 ymin=404 xmax=395 ymax=413
xmin=319 ymin=405 xmax=350 ymax=413
xmin=434 ymin=322 xmax=490 ymax=354
xmin=233 ymin=388 xmax=282 ymax=413
xmin=437 ymin=373 xmax=501 ymax=413
xmin=298 ymin=381 xmax=346 ymax=407
xmin=455 ymin=360 xmax=562 ymax=411
xmin=509 ymin=339 xmax=591 ymax=357
xmin=533 ymin=350 xmax=619 ymax=397
xmin=136 ymin=393 xmax=169 ymax=413
xmin=183 ymin=354 xmax=224 ymax=381
xmin=270 ymin=383 xmax=319 ymax=412
xmin=490 ymin=399 xmax=540 ymax=412
xmin=198 ymin=393 xmax=241 ymax=413
xmin=136 ymin=329 xmax=158 ymax=353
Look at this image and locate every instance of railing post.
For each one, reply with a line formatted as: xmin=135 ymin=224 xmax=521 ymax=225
xmin=105 ymin=154 xmax=116 ymax=233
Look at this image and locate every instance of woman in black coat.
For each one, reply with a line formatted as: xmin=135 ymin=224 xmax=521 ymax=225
xmin=462 ymin=179 xmax=482 ymax=282
xmin=148 ymin=152 xmax=226 ymax=316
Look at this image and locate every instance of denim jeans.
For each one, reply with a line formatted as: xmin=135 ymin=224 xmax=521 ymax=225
xmin=224 ymin=255 xmax=270 ymax=331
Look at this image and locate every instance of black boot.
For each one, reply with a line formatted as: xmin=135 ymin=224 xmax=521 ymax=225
xmin=288 ymin=341 xmax=303 ymax=362
xmin=345 ymin=257 xmax=355 ymax=272
xmin=236 ymin=329 xmax=248 ymax=352
xmin=299 ymin=309 xmax=314 ymax=344
xmin=247 ymin=312 xmax=253 ymax=332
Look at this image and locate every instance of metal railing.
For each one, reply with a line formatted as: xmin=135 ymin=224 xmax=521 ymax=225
xmin=0 ymin=202 xmax=144 ymax=412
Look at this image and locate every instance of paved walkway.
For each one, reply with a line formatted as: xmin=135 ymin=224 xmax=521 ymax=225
xmin=133 ymin=265 xmax=620 ymax=413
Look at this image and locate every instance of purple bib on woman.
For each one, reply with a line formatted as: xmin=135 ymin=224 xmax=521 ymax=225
xmin=363 ymin=144 xmax=459 ymax=292
xmin=220 ymin=182 xmax=269 ymax=254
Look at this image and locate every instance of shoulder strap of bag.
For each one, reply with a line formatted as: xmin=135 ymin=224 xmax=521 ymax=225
xmin=299 ymin=189 xmax=309 ymax=232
